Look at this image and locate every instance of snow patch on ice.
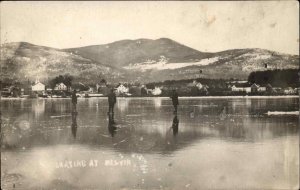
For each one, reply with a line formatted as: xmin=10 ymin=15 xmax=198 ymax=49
xmin=266 ymin=111 xmax=299 ymax=116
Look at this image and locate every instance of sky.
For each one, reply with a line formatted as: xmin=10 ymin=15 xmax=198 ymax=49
xmin=1 ymin=1 xmax=299 ymax=55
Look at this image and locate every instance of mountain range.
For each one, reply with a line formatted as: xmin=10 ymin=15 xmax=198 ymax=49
xmin=1 ymin=38 xmax=299 ymax=84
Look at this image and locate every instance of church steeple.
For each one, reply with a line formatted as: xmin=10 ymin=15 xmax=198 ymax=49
xmin=35 ymin=78 xmax=40 ymax=84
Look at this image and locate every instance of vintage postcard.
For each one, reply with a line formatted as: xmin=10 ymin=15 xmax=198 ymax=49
xmin=0 ymin=1 xmax=299 ymax=190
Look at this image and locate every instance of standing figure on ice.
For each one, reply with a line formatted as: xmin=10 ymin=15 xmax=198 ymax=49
xmin=108 ymin=89 xmax=117 ymax=114
xmin=170 ymin=89 xmax=179 ymax=114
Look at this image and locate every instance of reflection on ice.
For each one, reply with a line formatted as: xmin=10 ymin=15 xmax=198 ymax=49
xmin=71 ymin=111 xmax=78 ymax=138
xmin=108 ymin=113 xmax=117 ymax=137
xmin=153 ymin=98 xmax=162 ymax=108
xmin=32 ymin=99 xmax=45 ymax=118
xmin=117 ymin=98 xmax=130 ymax=112
xmin=172 ymin=115 xmax=179 ymax=136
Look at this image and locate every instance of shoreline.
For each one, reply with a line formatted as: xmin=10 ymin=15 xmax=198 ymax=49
xmin=0 ymin=95 xmax=299 ymax=100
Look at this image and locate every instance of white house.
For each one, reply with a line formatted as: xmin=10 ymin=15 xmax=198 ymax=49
xmin=96 ymin=81 xmax=107 ymax=92
xmin=258 ymin=87 xmax=266 ymax=92
xmin=151 ymin=87 xmax=162 ymax=96
xmin=115 ymin=84 xmax=129 ymax=95
xmin=32 ymin=79 xmax=45 ymax=92
xmin=231 ymin=85 xmax=251 ymax=93
xmin=187 ymin=80 xmax=203 ymax=90
xmin=54 ymin=83 xmax=67 ymax=91
xmin=88 ymin=86 xmax=95 ymax=93
xmin=284 ymin=87 xmax=296 ymax=95
xmin=251 ymin=83 xmax=266 ymax=93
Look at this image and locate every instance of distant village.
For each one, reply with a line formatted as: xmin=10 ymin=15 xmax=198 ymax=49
xmin=0 ymin=76 xmax=298 ymax=98
xmin=1 ymin=78 xmax=162 ymax=98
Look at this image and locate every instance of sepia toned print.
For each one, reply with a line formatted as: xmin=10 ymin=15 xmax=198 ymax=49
xmin=0 ymin=1 xmax=299 ymax=190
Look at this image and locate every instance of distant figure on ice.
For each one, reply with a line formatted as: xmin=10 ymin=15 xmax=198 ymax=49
xmin=108 ymin=89 xmax=117 ymax=114
xmin=219 ymin=106 xmax=226 ymax=120
xmin=172 ymin=114 xmax=179 ymax=136
xmin=219 ymin=102 xmax=229 ymax=120
xmin=71 ymin=90 xmax=77 ymax=112
xmin=170 ymin=90 xmax=179 ymax=113
xmin=108 ymin=113 xmax=117 ymax=137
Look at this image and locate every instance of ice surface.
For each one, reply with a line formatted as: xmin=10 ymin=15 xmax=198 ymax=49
xmin=1 ymin=97 xmax=299 ymax=189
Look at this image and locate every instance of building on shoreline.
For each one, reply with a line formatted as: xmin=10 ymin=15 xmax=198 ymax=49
xmin=54 ymin=83 xmax=68 ymax=91
xmin=32 ymin=79 xmax=45 ymax=92
xmin=251 ymin=83 xmax=266 ymax=93
xmin=231 ymin=85 xmax=251 ymax=93
xmin=115 ymin=84 xmax=130 ymax=96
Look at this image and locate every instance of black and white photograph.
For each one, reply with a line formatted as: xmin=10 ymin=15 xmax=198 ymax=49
xmin=0 ymin=1 xmax=299 ymax=189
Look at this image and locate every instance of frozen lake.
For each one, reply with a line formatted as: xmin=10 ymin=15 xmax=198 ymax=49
xmin=1 ymin=97 xmax=299 ymax=189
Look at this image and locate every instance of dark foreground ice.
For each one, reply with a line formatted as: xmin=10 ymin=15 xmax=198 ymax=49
xmin=1 ymin=97 xmax=299 ymax=189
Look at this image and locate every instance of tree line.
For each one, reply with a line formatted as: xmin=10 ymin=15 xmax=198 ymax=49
xmin=248 ymin=69 xmax=299 ymax=87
